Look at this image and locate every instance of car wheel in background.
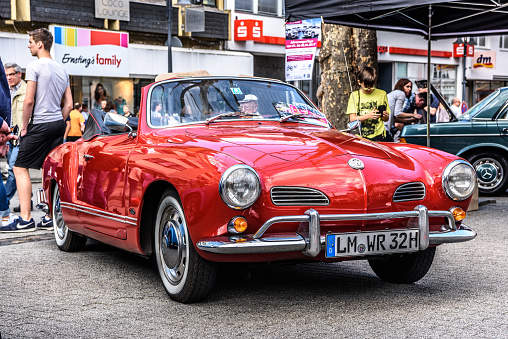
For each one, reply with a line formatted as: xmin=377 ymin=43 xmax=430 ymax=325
xmin=467 ymin=152 xmax=508 ymax=196
xmin=154 ymin=190 xmax=217 ymax=303
xmin=368 ymin=247 xmax=436 ymax=284
xmin=52 ymin=186 xmax=87 ymax=252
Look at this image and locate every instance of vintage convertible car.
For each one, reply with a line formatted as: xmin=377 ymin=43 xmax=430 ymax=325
xmin=401 ymin=87 xmax=508 ymax=195
xmin=38 ymin=73 xmax=477 ymax=303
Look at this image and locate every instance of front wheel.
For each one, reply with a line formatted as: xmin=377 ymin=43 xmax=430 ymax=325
xmin=154 ymin=190 xmax=217 ymax=303
xmin=52 ymin=185 xmax=87 ymax=252
xmin=467 ymin=153 xmax=508 ymax=195
xmin=368 ymin=247 xmax=436 ymax=284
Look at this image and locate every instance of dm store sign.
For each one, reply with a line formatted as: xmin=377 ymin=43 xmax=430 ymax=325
xmin=51 ymin=25 xmax=129 ymax=77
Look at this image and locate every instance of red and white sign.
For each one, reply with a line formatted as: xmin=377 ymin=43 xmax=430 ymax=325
xmin=234 ymin=20 xmax=263 ymax=42
xmin=453 ymin=43 xmax=474 ymax=57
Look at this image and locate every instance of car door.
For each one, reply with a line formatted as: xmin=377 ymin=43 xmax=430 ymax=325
xmin=76 ymin=133 xmax=136 ymax=240
xmin=496 ymin=101 xmax=508 ymax=144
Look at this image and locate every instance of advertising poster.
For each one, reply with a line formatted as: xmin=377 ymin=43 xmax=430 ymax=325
xmin=50 ymin=25 xmax=129 ymax=77
xmin=285 ymin=18 xmax=321 ymax=81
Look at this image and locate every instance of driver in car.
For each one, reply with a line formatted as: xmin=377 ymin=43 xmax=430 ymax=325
xmin=239 ymin=94 xmax=261 ymax=116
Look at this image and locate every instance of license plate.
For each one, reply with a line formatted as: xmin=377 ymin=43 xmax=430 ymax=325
xmin=325 ymin=229 xmax=419 ymax=258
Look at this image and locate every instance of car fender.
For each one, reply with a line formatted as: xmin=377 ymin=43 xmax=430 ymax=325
xmin=456 ymin=142 xmax=508 ymax=158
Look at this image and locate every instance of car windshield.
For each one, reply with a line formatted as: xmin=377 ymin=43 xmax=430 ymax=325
xmin=459 ymin=89 xmax=508 ymax=120
xmin=148 ymin=78 xmax=329 ymax=127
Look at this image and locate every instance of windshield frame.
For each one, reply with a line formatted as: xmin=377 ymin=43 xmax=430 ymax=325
xmin=145 ymin=77 xmax=330 ymax=129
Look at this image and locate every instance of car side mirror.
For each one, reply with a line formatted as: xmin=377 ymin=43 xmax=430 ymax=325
xmin=341 ymin=120 xmax=361 ymax=133
xmin=104 ymin=112 xmax=136 ymax=137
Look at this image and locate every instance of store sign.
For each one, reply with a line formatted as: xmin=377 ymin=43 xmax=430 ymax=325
xmin=285 ymin=18 xmax=321 ymax=81
xmin=234 ymin=19 xmax=263 ymax=41
xmin=185 ymin=6 xmax=205 ymax=32
xmin=453 ymin=43 xmax=474 ymax=57
xmin=473 ymin=51 xmax=495 ymax=69
xmin=95 ymin=0 xmax=130 ymax=21
xmin=50 ymin=25 xmax=129 ymax=77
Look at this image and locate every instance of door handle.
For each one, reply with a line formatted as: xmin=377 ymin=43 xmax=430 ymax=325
xmin=503 ymin=128 xmax=508 ymax=133
xmin=83 ymin=154 xmax=94 ymax=160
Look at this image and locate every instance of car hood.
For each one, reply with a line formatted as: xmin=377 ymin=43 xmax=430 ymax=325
xmin=183 ymin=125 xmax=392 ymax=162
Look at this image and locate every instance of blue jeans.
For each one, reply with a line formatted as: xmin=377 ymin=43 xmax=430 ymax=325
xmin=0 ymin=175 xmax=9 ymax=218
xmin=6 ymin=143 xmax=18 ymax=202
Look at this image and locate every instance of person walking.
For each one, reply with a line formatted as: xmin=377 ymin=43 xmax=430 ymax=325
xmin=3 ymin=62 xmax=26 ymax=206
xmin=63 ymin=103 xmax=85 ymax=142
xmin=450 ymin=97 xmax=461 ymax=118
xmin=1 ymin=28 xmax=72 ymax=232
xmin=0 ymin=58 xmax=19 ymax=228
xmin=346 ymin=67 xmax=390 ymax=141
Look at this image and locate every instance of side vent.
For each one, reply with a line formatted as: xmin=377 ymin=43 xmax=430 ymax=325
xmin=393 ymin=182 xmax=426 ymax=202
xmin=271 ymin=187 xmax=330 ymax=206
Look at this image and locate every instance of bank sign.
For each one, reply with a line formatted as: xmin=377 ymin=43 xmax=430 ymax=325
xmin=50 ymin=25 xmax=129 ymax=77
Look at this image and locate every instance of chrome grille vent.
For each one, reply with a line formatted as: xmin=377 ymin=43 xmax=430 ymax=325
xmin=271 ymin=187 xmax=330 ymax=206
xmin=393 ymin=182 xmax=426 ymax=202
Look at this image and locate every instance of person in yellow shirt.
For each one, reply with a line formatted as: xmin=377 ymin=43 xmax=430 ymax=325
xmin=346 ymin=67 xmax=390 ymax=141
xmin=64 ymin=103 xmax=85 ymax=142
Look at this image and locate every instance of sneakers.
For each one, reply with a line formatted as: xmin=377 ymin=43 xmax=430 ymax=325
xmin=0 ymin=217 xmax=36 ymax=232
xmin=2 ymin=213 xmax=17 ymax=226
xmin=37 ymin=215 xmax=53 ymax=230
xmin=13 ymin=201 xmax=34 ymax=213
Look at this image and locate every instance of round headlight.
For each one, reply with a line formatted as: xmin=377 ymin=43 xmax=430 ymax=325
xmin=219 ymin=165 xmax=261 ymax=209
xmin=442 ymin=160 xmax=477 ymax=201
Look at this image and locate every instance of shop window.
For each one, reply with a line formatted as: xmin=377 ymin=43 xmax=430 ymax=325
xmin=499 ymin=36 xmax=508 ymax=49
xmin=191 ymin=0 xmax=216 ymax=6
xmin=475 ymin=36 xmax=488 ymax=48
xmin=258 ymin=0 xmax=278 ymax=15
xmin=236 ymin=0 xmax=253 ymax=12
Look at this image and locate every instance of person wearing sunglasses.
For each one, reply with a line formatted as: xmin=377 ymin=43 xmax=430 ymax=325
xmin=346 ymin=66 xmax=390 ymax=141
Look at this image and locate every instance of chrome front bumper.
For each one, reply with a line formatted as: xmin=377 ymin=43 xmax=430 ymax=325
xmin=196 ymin=205 xmax=476 ymax=257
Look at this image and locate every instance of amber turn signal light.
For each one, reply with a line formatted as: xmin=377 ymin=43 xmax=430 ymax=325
xmin=450 ymin=207 xmax=466 ymax=221
xmin=399 ymin=138 xmax=407 ymax=143
xmin=228 ymin=216 xmax=248 ymax=234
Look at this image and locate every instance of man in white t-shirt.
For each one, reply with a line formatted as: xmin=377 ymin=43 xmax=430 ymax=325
xmin=0 ymin=28 xmax=73 ymax=232
xmin=450 ymin=97 xmax=462 ymax=118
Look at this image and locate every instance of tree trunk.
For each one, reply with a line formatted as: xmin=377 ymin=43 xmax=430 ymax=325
xmin=317 ymin=24 xmax=378 ymax=130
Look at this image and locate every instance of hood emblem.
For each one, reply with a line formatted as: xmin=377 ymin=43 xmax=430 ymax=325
xmin=348 ymin=158 xmax=364 ymax=170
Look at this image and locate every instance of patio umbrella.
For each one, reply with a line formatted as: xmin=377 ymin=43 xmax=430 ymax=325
xmin=285 ymin=0 xmax=508 ymax=146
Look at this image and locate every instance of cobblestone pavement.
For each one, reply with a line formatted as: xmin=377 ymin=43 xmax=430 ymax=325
xmin=0 ymin=191 xmax=506 ymax=338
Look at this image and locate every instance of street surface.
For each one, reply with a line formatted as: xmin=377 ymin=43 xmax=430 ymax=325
xmin=0 ymin=180 xmax=507 ymax=338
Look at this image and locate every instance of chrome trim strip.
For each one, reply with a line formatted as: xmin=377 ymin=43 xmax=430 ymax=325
xmin=60 ymin=202 xmax=138 ymax=226
xmin=197 ymin=235 xmax=306 ymax=254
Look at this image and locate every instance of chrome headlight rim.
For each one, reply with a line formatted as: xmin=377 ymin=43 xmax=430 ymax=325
xmin=219 ymin=164 xmax=261 ymax=210
xmin=442 ymin=159 xmax=477 ymax=201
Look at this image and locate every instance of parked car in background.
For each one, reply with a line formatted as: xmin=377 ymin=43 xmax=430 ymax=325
xmin=401 ymin=87 xmax=508 ymax=195
xmin=39 ymin=73 xmax=477 ymax=303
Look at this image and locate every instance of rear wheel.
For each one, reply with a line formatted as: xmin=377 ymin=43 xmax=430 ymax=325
xmin=467 ymin=153 xmax=508 ymax=195
xmin=154 ymin=190 xmax=217 ymax=303
xmin=368 ymin=247 xmax=436 ymax=284
xmin=53 ymin=186 xmax=87 ymax=252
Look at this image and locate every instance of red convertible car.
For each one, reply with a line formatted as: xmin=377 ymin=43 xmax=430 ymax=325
xmin=38 ymin=73 xmax=477 ymax=303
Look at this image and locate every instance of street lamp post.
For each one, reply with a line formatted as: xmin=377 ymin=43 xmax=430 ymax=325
xmin=167 ymin=0 xmax=192 ymax=73
xmin=454 ymin=37 xmax=476 ymax=108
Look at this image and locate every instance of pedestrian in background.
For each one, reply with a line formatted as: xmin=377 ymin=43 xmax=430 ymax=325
xmin=450 ymin=97 xmax=461 ymax=118
xmin=3 ymin=62 xmax=26 ymax=206
xmin=0 ymin=58 xmax=19 ymax=229
xmin=81 ymin=103 xmax=89 ymax=122
xmin=2 ymin=28 xmax=72 ymax=232
xmin=346 ymin=67 xmax=390 ymax=141
xmin=93 ymin=83 xmax=107 ymax=110
xmin=386 ymin=78 xmax=412 ymax=142
xmin=122 ymin=105 xmax=132 ymax=117
xmin=63 ymin=102 xmax=85 ymax=142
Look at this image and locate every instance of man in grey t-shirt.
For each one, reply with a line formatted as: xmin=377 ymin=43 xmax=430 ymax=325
xmin=1 ymin=28 xmax=73 ymax=233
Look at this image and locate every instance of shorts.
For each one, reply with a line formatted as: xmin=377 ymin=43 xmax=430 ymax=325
xmin=15 ymin=120 xmax=66 ymax=169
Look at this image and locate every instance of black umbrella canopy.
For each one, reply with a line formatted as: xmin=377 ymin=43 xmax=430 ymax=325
xmin=285 ymin=0 xmax=508 ymax=38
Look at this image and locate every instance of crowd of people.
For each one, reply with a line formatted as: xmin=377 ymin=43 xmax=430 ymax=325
xmin=0 ymin=27 xmax=136 ymax=233
xmin=347 ymin=66 xmax=463 ymax=142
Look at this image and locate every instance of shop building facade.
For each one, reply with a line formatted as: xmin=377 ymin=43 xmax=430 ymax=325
xmin=0 ymin=0 xmax=251 ymax=114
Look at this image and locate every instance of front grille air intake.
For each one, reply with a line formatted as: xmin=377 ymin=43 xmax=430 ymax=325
xmin=271 ymin=187 xmax=330 ymax=206
xmin=393 ymin=182 xmax=426 ymax=202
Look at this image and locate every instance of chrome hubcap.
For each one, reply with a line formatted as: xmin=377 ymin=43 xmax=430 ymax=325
xmin=474 ymin=159 xmax=503 ymax=190
xmin=160 ymin=206 xmax=187 ymax=285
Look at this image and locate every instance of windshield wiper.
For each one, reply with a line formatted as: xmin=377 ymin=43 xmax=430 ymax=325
xmin=205 ymin=112 xmax=261 ymax=125
xmin=279 ymin=113 xmax=323 ymax=123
